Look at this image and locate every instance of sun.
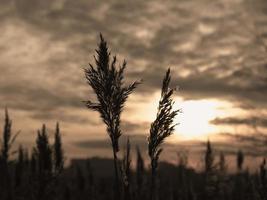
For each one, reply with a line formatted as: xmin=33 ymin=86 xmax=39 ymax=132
xmin=173 ymin=99 xmax=228 ymax=140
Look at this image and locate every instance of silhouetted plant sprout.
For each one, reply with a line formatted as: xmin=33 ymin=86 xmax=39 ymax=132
xmin=121 ymin=138 xmax=132 ymax=200
xmin=36 ymin=125 xmax=53 ymax=175
xmin=204 ymin=140 xmax=217 ymax=200
xmin=32 ymin=123 xmax=65 ymax=200
xmin=148 ymin=68 xmax=180 ymax=200
xmin=204 ymin=140 xmax=215 ymax=173
xmin=34 ymin=124 xmax=53 ymax=200
xmin=1 ymin=108 xmax=20 ymax=163
xmin=84 ymin=34 xmax=140 ymax=199
xmin=53 ymin=122 xmax=64 ymax=174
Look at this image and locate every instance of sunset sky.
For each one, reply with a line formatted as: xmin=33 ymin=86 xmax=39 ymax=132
xmin=0 ymin=0 xmax=267 ymax=168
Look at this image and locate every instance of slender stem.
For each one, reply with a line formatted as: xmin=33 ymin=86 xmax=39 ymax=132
xmin=150 ymin=161 xmax=157 ymax=200
xmin=112 ymin=147 xmax=121 ymax=200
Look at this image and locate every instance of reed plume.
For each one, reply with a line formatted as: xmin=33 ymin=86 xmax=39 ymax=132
xmin=84 ymin=34 xmax=140 ymax=199
xmin=148 ymin=68 xmax=179 ymax=200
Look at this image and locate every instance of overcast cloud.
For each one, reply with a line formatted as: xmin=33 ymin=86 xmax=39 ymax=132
xmin=0 ymin=0 xmax=266 ymax=162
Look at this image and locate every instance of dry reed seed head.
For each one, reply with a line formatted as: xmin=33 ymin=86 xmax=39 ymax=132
xmin=148 ymin=68 xmax=179 ymax=168
xmin=84 ymin=34 xmax=140 ymax=152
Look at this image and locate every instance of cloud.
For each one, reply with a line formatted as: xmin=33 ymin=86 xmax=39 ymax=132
xmin=211 ymin=116 xmax=267 ymax=128
xmin=1 ymin=0 xmax=267 ymax=110
xmin=30 ymin=110 xmax=91 ymax=124
xmin=0 ymin=0 xmax=267 ymax=163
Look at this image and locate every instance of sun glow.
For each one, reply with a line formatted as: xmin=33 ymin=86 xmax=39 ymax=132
xmin=127 ymin=92 xmax=231 ymax=141
xmin=174 ymin=99 xmax=228 ymax=140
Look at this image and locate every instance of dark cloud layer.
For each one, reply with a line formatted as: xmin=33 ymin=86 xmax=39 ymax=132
xmin=211 ymin=116 xmax=267 ymax=128
xmin=1 ymin=0 xmax=266 ymax=112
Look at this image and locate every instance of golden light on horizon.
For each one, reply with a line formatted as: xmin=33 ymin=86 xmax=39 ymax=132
xmin=128 ymin=93 xmax=234 ymax=142
xmin=173 ymin=99 xmax=231 ymax=141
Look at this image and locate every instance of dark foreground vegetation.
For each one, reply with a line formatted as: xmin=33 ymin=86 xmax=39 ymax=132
xmin=0 ymin=35 xmax=266 ymax=200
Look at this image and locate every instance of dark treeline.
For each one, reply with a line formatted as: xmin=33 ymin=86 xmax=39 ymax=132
xmin=0 ymin=35 xmax=266 ymax=200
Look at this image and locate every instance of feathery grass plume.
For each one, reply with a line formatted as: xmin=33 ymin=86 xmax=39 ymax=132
xmin=84 ymin=34 xmax=140 ymax=199
xmin=53 ymin=122 xmax=64 ymax=174
xmin=148 ymin=68 xmax=179 ymax=200
xmin=121 ymin=138 xmax=132 ymax=200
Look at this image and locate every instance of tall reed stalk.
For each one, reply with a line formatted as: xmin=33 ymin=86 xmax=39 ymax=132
xmin=121 ymin=138 xmax=132 ymax=200
xmin=0 ymin=109 xmax=19 ymax=200
xmin=148 ymin=68 xmax=179 ymax=200
xmin=84 ymin=34 xmax=140 ymax=199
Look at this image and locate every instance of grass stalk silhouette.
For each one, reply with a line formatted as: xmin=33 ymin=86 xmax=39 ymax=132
xmin=84 ymin=34 xmax=140 ymax=199
xmin=136 ymin=145 xmax=145 ymax=198
xmin=148 ymin=68 xmax=179 ymax=200
xmin=54 ymin=122 xmax=64 ymax=174
xmin=121 ymin=138 xmax=132 ymax=200
xmin=0 ymin=109 xmax=19 ymax=200
xmin=35 ymin=124 xmax=53 ymax=200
